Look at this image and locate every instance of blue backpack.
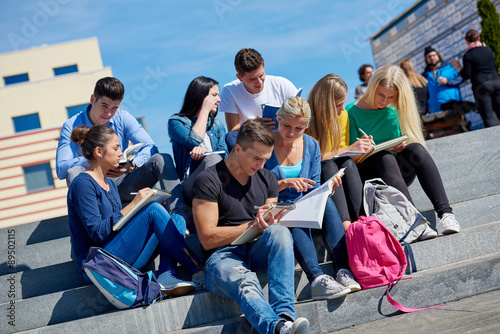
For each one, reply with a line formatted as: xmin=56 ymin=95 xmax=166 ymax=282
xmin=83 ymin=247 xmax=163 ymax=309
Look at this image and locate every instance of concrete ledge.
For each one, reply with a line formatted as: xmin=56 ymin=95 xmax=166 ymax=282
xmin=410 ymin=127 xmax=500 ymax=210
xmin=151 ymin=253 xmax=500 ymax=334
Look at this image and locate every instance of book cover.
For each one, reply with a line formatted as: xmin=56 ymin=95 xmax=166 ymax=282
xmin=354 ymin=136 xmax=408 ymax=164
xmin=113 ymin=189 xmax=171 ymax=231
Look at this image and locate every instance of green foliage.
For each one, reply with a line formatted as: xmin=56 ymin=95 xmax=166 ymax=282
xmin=477 ymin=0 xmax=500 ymax=73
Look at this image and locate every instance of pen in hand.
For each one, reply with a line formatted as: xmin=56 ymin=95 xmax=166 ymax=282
xmin=359 ymin=128 xmax=375 ymax=145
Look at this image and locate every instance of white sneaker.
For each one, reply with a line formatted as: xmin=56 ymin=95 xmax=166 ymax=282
xmin=336 ymin=269 xmax=361 ymax=292
xmin=419 ymin=225 xmax=438 ymax=241
xmin=311 ymin=275 xmax=351 ymax=300
xmin=157 ymin=271 xmax=196 ymax=297
xmin=279 ymin=317 xmax=309 ymax=334
xmin=440 ymin=213 xmax=461 ymax=235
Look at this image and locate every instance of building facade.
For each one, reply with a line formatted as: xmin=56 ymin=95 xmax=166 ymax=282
xmin=0 ymin=37 xmax=113 ymax=228
xmin=368 ymin=0 xmax=500 ymax=128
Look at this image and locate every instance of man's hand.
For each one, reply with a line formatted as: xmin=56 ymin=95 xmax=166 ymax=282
xmin=261 ymin=117 xmax=277 ymax=129
xmin=251 ymin=204 xmax=286 ymax=232
xmin=438 ymin=77 xmax=448 ymax=85
xmin=107 ymin=161 xmax=132 ymax=178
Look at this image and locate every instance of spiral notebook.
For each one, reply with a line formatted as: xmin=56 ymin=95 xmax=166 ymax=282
xmin=354 ymin=135 xmax=408 ymax=164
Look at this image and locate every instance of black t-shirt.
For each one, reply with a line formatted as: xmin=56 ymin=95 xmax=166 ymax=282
xmin=193 ymin=160 xmax=279 ymax=227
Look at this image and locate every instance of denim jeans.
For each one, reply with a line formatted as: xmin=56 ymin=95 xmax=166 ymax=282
xmin=292 ymin=196 xmax=349 ymax=282
xmin=104 ymin=202 xmax=201 ymax=275
xmin=321 ymin=197 xmax=350 ymax=273
xmin=204 ymin=224 xmax=295 ymax=334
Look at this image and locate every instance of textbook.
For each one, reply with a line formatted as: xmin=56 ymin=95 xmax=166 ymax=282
xmin=119 ymin=143 xmax=143 ymax=165
xmin=261 ymin=88 xmax=303 ymax=129
xmin=333 ymin=151 xmax=365 ymax=159
xmin=230 ymin=168 xmax=345 ymax=245
xmin=113 ymin=189 xmax=171 ymax=231
xmin=353 ymin=135 xmax=408 ymax=164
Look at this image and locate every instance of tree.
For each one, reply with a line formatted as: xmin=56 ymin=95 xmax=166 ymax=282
xmin=477 ymin=0 xmax=500 ymax=73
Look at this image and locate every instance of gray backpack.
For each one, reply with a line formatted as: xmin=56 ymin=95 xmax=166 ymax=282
xmin=363 ymin=178 xmax=428 ymax=244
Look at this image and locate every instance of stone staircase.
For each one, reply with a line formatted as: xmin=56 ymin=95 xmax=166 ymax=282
xmin=1 ymin=126 xmax=499 ymax=334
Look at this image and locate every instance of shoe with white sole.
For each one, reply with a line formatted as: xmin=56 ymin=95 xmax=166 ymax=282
xmin=440 ymin=213 xmax=461 ymax=235
xmin=336 ymin=268 xmax=361 ymax=292
xmin=419 ymin=225 xmax=438 ymax=241
xmin=157 ymin=271 xmax=196 ymax=297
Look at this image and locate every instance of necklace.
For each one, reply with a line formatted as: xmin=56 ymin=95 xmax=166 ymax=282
xmin=279 ymin=140 xmax=296 ymax=166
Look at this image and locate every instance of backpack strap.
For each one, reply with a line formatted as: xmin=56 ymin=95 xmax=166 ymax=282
xmin=398 ymin=215 xmax=424 ymax=273
xmin=386 ymin=282 xmax=444 ymax=312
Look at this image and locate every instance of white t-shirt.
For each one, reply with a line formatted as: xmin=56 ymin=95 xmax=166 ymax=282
xmin=219 ymin=75 xmax=298 ymax=123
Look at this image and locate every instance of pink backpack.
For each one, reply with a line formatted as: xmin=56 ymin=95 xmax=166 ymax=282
xmin=346 ymin=216 xmax=442 ymax=312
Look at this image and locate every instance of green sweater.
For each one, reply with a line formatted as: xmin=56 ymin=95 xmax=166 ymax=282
xmin=346 ymin=103 xmax=402 ymax=145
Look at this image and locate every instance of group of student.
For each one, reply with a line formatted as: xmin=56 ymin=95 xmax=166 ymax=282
xmin=57 ymin=47 xmax=463 ymax=334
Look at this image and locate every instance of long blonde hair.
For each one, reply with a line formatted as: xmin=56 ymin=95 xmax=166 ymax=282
xmin=400 ymin=60 xmax=427 ymax=88
xmin=306 ymin=74 xmax=347 ymax=154
xmin=362 ymin=65 xmax=426 ymax=146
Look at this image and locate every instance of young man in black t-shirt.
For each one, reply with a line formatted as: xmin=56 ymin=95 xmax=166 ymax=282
xmin=192 ymin=119 xmax=309 ymax=334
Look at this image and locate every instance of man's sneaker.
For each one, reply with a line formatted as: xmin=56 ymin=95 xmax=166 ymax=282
xmin=192 ymin=270 xmax=205 ymax=290
xmin=311 ymin=275 xmax=351 ymax=300
xmin=336 ymin=268 xmax=361 ymax=292
xmin=440 ymin=213 xmax=461 ymax=235
xmin=419 ymin=225 xmax=438 ymax=241
xmin=279 ymin=317 xmax=310 ymax=334
xmin=157 ymin=271 xmax=196 ymax=297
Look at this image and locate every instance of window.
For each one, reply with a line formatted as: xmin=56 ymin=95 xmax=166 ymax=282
xmin=13 ymin=113 xmax=41 ymax=133
xmin=66 ymin=104 xmax=88 ymax=119
xmin=4 ymin=73 xmax=29 ymax=85
xmin=53 ymin=64 xmax=78 ymax=76
xmin=23 ymin=163 xmax=55 ymax=193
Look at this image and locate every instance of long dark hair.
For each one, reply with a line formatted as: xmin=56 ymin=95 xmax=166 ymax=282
xmin=178 ymin=76 xmax=218 ymax=130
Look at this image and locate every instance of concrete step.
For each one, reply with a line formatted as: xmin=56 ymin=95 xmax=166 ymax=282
xmin=17 ymin=252 xmax=500 ymax=334
xmin=4 ymin=221 xmax=499 ymax=334
xmin=3 ymin=212 xmax=499 ymax=306
xmin=410 ymin=126 xmax=500 ymax=211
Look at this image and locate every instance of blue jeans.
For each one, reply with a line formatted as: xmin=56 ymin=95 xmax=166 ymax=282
xmin=104 ymin=202 xmax=201 ymax=275
xmin=290 ymin=228 xmax=323 ymax=284
xmin=321 ymin=197 xmax=350 ymax=273
xmin=293 ymin=197 xmax=349 ymax=283
xmin=205 ymin=224 xmax=295 ymax=334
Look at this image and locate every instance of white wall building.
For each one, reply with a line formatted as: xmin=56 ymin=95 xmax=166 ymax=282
xmin=0 ymin=37 xmax=113 ymax=228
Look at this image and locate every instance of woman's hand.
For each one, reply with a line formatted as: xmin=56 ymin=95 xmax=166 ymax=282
xmin=331 ymin=172 xmax=343 ymax=195
xmin=389 ymin=141 xmax=407 ymax=153
xmin=280 ymin=178 xmax=316 ymax=192
xmin=349 ymin=135 xmax=374 ymax=152
xmin=200 ymin=94 xmax=219 ymax=115
xmin=190 ymin=146 xmax=209 ymax=160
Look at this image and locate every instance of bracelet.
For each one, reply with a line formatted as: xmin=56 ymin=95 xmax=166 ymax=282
xmin=128 ymin=164 xmax=136 ymax=173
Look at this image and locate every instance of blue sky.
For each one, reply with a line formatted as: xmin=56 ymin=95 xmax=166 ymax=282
xmin=0 ymin=0 xmax=416 ymax=154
